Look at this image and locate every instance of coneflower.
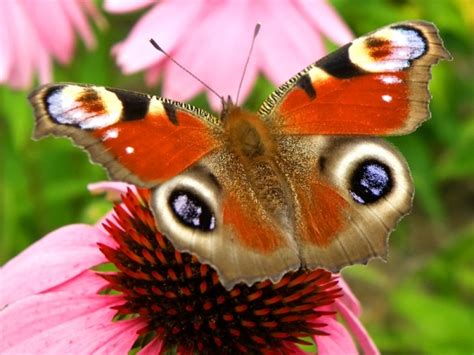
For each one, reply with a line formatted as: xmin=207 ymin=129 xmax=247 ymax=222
xmin=0 ymin=182 xmax=378 ymax=354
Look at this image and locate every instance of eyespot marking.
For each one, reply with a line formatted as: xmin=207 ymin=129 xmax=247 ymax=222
xmin=169 ymin=189 xmax=216 ymax=231
xmin=350 ymin=159 xmax=393 ymax=204
xmin=349 ymin=25 xmax=428 ymax=73
xmin=45 ymin=85 xmax=122 ymax=129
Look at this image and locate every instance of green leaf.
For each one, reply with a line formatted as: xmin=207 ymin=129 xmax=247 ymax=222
xmin=437 ymin=117 xmax=474 ymax=180
xmin=392 ymin=284 xmax=474 ymax=354
xmin=392 ymin=135 xmax=445 ymax=221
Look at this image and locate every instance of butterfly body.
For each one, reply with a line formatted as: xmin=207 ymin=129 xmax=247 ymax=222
xmin=29 ymin=21 xmax=450 ymax=289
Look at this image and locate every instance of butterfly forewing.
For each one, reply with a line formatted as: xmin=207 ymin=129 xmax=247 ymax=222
xmin=29 ymin=84 xmax=222 ymax=187
xmin=260 ymin=20 xmax=451 ymax=136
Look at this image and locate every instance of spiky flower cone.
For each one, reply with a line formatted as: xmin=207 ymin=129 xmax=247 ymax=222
xmin=99 ymin=188 xmax=342 ymax=354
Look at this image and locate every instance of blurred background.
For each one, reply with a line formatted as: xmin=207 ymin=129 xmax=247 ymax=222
xmin=1 ymin=0 xmax=472 ymax=353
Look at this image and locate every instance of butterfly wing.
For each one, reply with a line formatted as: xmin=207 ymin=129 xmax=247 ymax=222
xmin=260 ymin=21 xmax=451 ymax=136
xmin=278 ymin=135 xmax=414 ymax=272
xmin=261 ymin=21 xmax=450 ymax=271
xmin=29 ymin=84 xmax=222 ymax=187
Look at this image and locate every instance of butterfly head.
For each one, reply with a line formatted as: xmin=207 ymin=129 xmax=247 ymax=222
xmin=219 ymin=95 xmax=236 ymax=122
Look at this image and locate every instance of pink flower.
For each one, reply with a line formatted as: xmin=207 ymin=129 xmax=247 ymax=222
xmin=0 ymin=182 xmax=378 ymax=354
xmin=105 ymin=0 xmax=353 ymax=110
xmin=0 ymin=0 xmax=103 ymax=89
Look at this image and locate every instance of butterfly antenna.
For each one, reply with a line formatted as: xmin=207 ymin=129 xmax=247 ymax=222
xmin=236 ymin=23 xmax=261 ymax=105
xmin=149 ymin=38 xmax=224 ymax=102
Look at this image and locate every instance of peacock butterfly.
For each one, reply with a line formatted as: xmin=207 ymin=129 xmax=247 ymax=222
xmin=29 ymin=21 xmax=451 ymax=289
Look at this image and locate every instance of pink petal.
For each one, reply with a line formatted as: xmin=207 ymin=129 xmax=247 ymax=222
xmin=81 ymin=0 xmax=108 ymax=31
xmin=335 ymin=299 xmax=380 ymax=355
xmin=47 ymin=270 xmax=109 ymax=295
xmin=315 ymin=316 xmax=358 ymax=355
xmin=36 ymin=35 xmax=53 ymax=84
xmin=88 ymin=181 xmax=135 ymax=201
xmin=138 ymin=337 xmax=165 ymax=355
xmin=206 ymin=53 xmax=259 ymax=110
xmin=164 ymin=2 xmax=257 ymax=108
xmin=257 ymin=0 xmax=325 ymax=86
xmin=144 ymin=61 xmax=165 ymax=87
xmin=3 ymin=0 xmax=37 ymax=88
xmin=0 ymin=2 xmax=13 ymax=82
xmin=0 ymin=292 xmax=122 ymax=349
xmin=61 ymin=0 xmax=96 ymax=49
xmin=233 ymin=57 xmax=260 ymax=106
xmin=0 ymin=293 xmax=142 ymax=354
xmin=87 ymin=318 xmax=143 ymax=354
xmin=114 ymin=1 xmax=204 ymax=73
xmin=162 ymin=59 xmax=206 ymax=104
xmin=294 ymin=0 xmax=353 ymax=45
xmin=104 ymin=0 xmax=154 ymax=13
xmin=338 ymin=276 xmax=362 ymax=316
xmin=24 ymin=0 xmax=74 ymax=63
xmin=0 ymin=224 xmax=108 ymax=308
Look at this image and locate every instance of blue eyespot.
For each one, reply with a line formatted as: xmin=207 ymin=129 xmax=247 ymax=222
xmin=350 ymin=160 xmax=392 ymax=204
xmin=169 ymin=190 xmax=216 ymax=231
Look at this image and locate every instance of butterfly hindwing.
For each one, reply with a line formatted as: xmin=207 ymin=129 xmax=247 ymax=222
xmin=260 ymin=20 xmax=451 ymax=136
xmin=29 ymin=84 xmax=222 ymax=187
xmin=276 ymin=135 xmax=414 ymax=272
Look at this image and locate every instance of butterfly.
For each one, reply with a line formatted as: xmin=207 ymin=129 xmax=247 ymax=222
xmin=29 ymin=21 xmax=450 ymax=290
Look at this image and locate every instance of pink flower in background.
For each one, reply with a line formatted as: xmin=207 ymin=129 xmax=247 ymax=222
xmin=0 ymin=182 xmax=378 ymax=354
xmin=0 ymin=0 xmax=103 ymax=90
xmin=105 ymin=0 xmax=353 ymax=109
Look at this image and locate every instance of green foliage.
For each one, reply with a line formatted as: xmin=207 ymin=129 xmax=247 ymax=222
xmin=1 ymin=1 xmax=473 ymax=353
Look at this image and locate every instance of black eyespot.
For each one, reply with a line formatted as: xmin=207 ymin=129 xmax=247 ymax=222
xmin=169 ymin=190 xmax=216 ymax=231
xmin=350 ymin=159 xmax=393 ymax=204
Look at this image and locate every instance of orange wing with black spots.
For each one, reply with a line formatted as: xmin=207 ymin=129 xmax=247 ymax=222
xmin=29 ymin=83 xmax=222 ymax=187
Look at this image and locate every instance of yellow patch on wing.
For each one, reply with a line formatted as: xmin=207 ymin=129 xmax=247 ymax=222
xmin=308 ymin=66 xmax=331 ymax=83
xmin=148 ymin=96 xmax=165 ymax=116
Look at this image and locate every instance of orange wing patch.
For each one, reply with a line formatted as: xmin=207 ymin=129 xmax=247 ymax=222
xmin=279 ymin=72 xmax=409 ymax=135
xmin=94 ymin=109 xmax=219 ymax=183
xmin=296 ymin=180 xmax=348 ymax=248
xmin=222 ymin=192 xmax=285 ymax=253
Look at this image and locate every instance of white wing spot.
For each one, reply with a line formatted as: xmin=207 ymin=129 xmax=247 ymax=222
xmin=103 ymin=128 xmax=119 ymax=140
xmin=382 ymin=95 xmax=393 ymax=103
xmin=378 ymin=75 xmax=402 ymax=84
xmin=125 ymin=146 xmax=135 ymax=154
